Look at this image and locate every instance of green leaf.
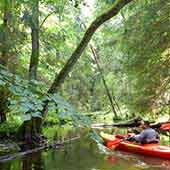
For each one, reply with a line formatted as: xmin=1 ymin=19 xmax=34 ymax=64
xmin=0 ymin=79 xmax=5 ymax=85
xmin=58 ymin=111 xmax=71 ymax=119
xmin=10 ymin=100 xmax=17 ymax=105
xmin=32 ymin=112 xmax=42 ymax=119
xmin=21 ymin=102 xmax=33 ymax=110
xmin=21 ymin=114 xmax=31 ymax=121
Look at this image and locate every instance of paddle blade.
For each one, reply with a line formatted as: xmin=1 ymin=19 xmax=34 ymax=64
xmin=107 ymin=139 xmax=123 ymax=150
xmin=100 ymin=132 xmax=123 ymax=150
xmin=100 ymin=131 xmax=116 ymax=141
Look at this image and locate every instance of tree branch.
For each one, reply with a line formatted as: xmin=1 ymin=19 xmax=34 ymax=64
xmin=48 ymin=0 xmax=134 ymax=93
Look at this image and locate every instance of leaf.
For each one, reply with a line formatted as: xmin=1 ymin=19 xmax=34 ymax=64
xmin=0 ymin=69 xmax=13 ymax=77
xmin=17 ymin=106 xmax=30 ymax=113
xmin=10 ymin=100 xmax=17 ymax=105
xmin=0 ymin=80 xmax=5 ymax=85
xmin=58 ymin=111 xmax=71 ymax=119
xmin=21 ymin=102 xmax=33 ymax=110
xmin=43 ymin=95 xmax=51 ymax=101
xmin=21 ymin=114 xmax=31 ymax=121
xmin=50 ymin=93 xmax=62 ymax=103
xmin=32 ymin=112 xmax=42 ymax=119
xmin=34 ymin=103 xmax=43 ymax=111
xmin=9 ymin=85 xmax=23 ymax=95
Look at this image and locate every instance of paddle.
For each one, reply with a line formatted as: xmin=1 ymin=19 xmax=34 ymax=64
xmin=100 ymin=132 xmax=127 ymax=150
xmin=107 ymin=138 xmax=124 ymax=150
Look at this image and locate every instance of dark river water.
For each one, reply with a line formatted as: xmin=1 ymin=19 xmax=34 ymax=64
xmin=1 ymin=133 xmax=170 ymax=170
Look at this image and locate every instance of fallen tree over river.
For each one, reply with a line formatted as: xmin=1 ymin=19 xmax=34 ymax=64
xmin=92 ymin=116 xmax=170 ymax=130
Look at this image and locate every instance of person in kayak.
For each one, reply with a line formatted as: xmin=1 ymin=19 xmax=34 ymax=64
xmin=126 ymin=120 xmax=160 ymax=144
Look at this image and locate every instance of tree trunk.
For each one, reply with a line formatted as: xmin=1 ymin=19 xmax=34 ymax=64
xmin=29 ymin=0 xmax=39 ymax=80
xmin=0 ymin=8 xmax=9 ymax=65
xmin=89 ymin=77 xmax=98 ymax=111
xmin=0 ymin=87 xmax=10 ymax=123
xmin=18 ymin=0 xmax=41 ymax=144
xmin=0 ymin=4 xmax=11 ymax=123
xmin=90 ymin=45 xmax=118 ymax=118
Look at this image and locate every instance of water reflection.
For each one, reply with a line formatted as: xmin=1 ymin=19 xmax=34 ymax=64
xmin=1 ymin=136 xmax=170 ymax=170
xmin=22 ymin=151 xmax=44 ymax=170
xmin=0 ymin=161 xmax=11 ymax=170
xmin=106 ymin=151 xmax=170 ymax=170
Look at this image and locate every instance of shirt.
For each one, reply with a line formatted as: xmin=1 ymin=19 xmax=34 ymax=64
xmin=133 ymin=128 xmax=160 ymax=144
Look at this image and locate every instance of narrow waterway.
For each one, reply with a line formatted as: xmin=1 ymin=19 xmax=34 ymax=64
xmin=1 ymin=132 xmax=170 ymax=170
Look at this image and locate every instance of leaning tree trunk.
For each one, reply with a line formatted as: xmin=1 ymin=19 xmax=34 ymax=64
xmin=45 ymin=0 xmax=134 ymax=119
xmin=18 ymin=0 xmax=134 ymax=144
xmin=48 ymin=0 xmax=134 ymax=94
xmin=90 ymin=45 xmax=119 ymax=118
xmin=42 ymin=0 xmax=134 ymax=127
xmin=89 ymin=76 xmax=98 ymax=112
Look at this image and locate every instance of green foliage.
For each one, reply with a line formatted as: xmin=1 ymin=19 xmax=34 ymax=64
xmin=105 ymin=0 xmax=116 ymax=4
xmin=0 ymin=115 xmax=22 ymax=134
xmin=0 ymin=0 xmax=170 ymax=140
xmin=0 ymin=64 xmax=91 ymax=129
xmin=46 ymin=111 xmax=60 ymax=124
xmin=115 ymin=0 xmax=170 ymax=113
xmin=93 ymin=0 xmax=170 ymax=117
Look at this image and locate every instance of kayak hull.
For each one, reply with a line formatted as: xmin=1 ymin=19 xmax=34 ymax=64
xmin=118 ymin=142 xmax=170 ymax=159
xmin=102 ymin=133 xmax=170 ymax=159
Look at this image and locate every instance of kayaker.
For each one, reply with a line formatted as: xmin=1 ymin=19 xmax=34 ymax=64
xmin=126 ymin=120 xmax=160 ymax=144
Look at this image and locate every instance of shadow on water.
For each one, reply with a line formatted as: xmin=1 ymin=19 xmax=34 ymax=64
xmin=1 ymin=132 xmax=170 ymax=170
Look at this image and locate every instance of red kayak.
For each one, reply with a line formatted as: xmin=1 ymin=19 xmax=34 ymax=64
xmin=100 ymin=132 xmax=170 ymax=159
xmin=160 ymin=123 xmax=170 ymax=130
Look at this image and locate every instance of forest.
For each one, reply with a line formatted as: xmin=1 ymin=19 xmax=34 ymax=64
xmin=0 ymin=0 xmax=170 ymax=169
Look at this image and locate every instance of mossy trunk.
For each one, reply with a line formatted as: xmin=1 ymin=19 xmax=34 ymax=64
xmin=17 ymin=117 xmax=42 ymax=145
xmin=0 ymin=4 xmax=11 ymax=123
xmin=17 ymin=101 xmax=48 ymax=145
xmin=0 ymin=87 xmax=10 ymax=123
xmin=18 ymin=0 xmax=41 ymax=145
xmin=29 ymin=0 xmax=39 ymax=80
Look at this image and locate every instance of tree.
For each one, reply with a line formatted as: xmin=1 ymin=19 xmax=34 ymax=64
xmin=48 ymin=0 xmax=134 ymax=94
xmin=29 ymin=0 xmax=39 ymax=80
xmin=0 ymin=1 xmax=12 ymax=123
xmin=116 ymin=0 xmax=170 ymax=114
xmin=90 ymin=45 xmax=118 ymax=118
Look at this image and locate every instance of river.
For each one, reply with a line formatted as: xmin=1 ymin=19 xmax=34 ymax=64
xmin=1 ymin=132 xmax=170 ymax=170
